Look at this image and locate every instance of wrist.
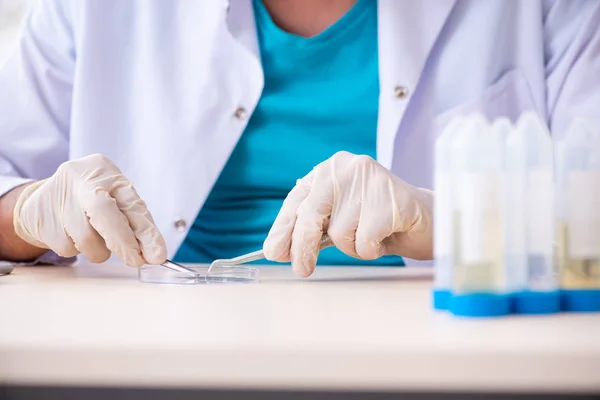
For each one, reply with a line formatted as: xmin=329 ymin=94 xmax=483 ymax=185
xmin=0 ymin=182 xmax=47 ymax=261
xmin=12 ymin=179 xmax=48 ymax=248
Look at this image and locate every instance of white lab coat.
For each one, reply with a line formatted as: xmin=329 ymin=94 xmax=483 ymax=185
xmin=0 ymin=0 xmax=599 ymax=262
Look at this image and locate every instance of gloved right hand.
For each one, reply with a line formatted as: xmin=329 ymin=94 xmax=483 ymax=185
xmin=12 ymin=154 xmax=167 ymax=267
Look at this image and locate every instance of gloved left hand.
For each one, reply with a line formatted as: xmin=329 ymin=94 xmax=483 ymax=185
xmin=263 ymin=151 xmax=434 ymax=277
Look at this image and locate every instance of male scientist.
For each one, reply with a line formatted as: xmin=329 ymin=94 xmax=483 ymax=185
xmin=0 ymin=0 xmax=599 ymax=277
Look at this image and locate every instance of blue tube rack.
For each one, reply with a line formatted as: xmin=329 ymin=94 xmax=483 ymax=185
xmin=432 ymin=288 xmax=600 ymax=317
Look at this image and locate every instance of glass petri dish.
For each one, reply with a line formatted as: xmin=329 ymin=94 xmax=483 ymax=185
xmin=138 ymin=265 xmax=259 ymax=285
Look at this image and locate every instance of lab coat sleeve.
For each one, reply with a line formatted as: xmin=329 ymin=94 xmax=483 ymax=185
xmin=0 ymin=0 xmax=74 ymax=198
xmin=544 ymin=0 xmax=600 ymax=137
xmin=0 ymin=0 xmax=76 ymax=265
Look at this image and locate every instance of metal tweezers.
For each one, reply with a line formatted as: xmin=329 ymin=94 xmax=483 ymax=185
xmin=161 ymin=234 xmax=333 ymax=277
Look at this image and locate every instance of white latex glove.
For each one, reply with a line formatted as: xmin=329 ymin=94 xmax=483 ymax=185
xmin=13 ymin=154 xmax=167 ymax=267
xmin=264 ymin=151 xmax=433 ymax=277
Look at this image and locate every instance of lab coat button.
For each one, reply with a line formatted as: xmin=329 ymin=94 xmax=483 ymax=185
xmin=234 ymin=107 xmax=248 ymax=120
xmin=174 ymin=218 xmax=187 ymax=232
xmin=394 ymin=86 xmax=409 ymax=99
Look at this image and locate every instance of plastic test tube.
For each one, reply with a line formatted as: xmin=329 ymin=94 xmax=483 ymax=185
xmin=505 ymin=112 xmax=559 ymax=314
xmin=433 ymin=117 xmax=464 ymax=310
xmin=449 ymin=114 xmax=510 ymax=317
xmin=556 ymin=119 xmax=600 ymax=312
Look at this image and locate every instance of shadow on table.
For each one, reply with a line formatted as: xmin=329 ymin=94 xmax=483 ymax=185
xmin=267 ymin=272 xmax=433 ymax=284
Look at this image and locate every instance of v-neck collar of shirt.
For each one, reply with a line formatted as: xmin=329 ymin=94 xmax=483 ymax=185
xmin=252 ymin=0 xmax=375 ymax=52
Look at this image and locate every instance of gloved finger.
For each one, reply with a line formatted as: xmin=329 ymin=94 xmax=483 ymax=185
xmin=63 ymin=210 xmax=111 ymax=263
xmin=355 ymin=221 xmax=389 ymax=260
xmin=327 ymin=201 xmax=360 ymax=258
xmin=109 ymin=177 xmax=167 ymax=265
xmin=43 ymin=236 xmax=79 ymax=258
xmin=354 ymin=186 xmax=396 ymax=260
xmin=38 ymin=224 xmax=79 ymax=258
xmin=81 ymin=188 xmax=147 ymax=267
xmin=290 ymin=178 xmax=334 ymax=277
xmin=263 ymin=173 xmax=313 ymax=262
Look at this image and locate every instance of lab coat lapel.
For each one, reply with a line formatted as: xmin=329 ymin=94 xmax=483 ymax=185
xmin=226 ymin=0 xmax=260 ymax=60
xmin=377 ymin=0 xmax=457 ymax=170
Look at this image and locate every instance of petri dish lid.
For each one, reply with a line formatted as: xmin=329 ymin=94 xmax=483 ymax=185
xmin=139 ymin=265 xmax=259 ymax=285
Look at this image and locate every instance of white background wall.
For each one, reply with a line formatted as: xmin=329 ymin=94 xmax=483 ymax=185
xmin=0 ymin=0 xmax=33 ymax=66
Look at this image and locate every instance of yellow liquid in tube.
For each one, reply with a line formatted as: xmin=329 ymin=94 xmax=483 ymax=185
xmin=453 ymin=211 xmax=504 ymax=293
xmin=557 ymin=222 xmax=600 ymax=289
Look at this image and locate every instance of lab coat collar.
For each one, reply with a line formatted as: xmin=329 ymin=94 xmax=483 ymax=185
xmin=377 ymin=0 xmax=457 ymax=170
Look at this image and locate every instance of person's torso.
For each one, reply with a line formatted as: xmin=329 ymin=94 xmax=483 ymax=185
xmin=176 ymin=0 xmax=403 ymax=264
xmin=64 ymin=0 xmax=550 ymax=258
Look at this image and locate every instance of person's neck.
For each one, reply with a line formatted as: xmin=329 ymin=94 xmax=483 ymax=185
xmin=261 ymin=0 xmax=358 ymax=37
